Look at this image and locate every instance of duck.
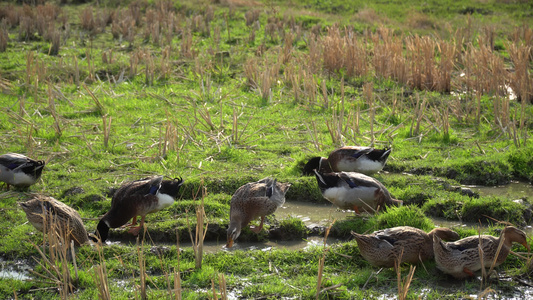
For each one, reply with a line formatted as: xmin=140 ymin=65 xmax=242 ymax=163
xmin=303 ymin=146 xmax=391 ymax=176
xmin=93 ymin=176 xmax=184 ymax=243
xmin=0 ymin=153 xmax=45 ymax=190
xmin=226 ymin=177 xmax=291 ymax=248
xmin=313 ymin=170 xmax=402 ymax=214
xmin=433 ymin=226 xmax=530 ymax=279
xmin=20 ymin=195 xmax=89 ymax=246
xmin=351 ymin=226 xmax=460 ymax=268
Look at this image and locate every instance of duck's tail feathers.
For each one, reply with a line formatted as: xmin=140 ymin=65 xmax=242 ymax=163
xmin=173 ymin=177 xmax=185 ymax=186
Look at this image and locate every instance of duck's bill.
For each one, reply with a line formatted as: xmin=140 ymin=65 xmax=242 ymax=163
xmin=225 ymin=239 xmax=234 ymax=248
xmin=523 ymin=242 xmax=530 ymax=252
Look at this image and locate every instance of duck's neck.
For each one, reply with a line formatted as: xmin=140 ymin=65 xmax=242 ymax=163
xmin=319 ymin=158 xmax=333 ymax=173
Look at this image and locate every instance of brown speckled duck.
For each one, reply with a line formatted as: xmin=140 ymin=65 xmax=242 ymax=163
xmin=20 ymin=195 xmax=89 ymax=246
xmin=93 ymin=176 xmax=184 ymax=243
xmin=303 ymin=146 xmax=391 ymax=176
xmin=433 ymin=226 xmax=530 ymax=279
xmin=226 ymin=177 xmax=291 ymax=248
xmin=0 ymin=153 xmax=45 ymax=190
xmin=351 ymin=226 xmax=460 ymax=268
xmin=313 ymin=170 xmax=402 ymax=214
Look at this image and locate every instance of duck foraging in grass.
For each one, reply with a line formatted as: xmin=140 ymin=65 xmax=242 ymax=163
xmin=20 ymin=195 xmax=90 ymax=246
xmin=351 ymin=226 xmax=460 ymax=268
xmin=303 ymin=146 xmax=391 ymax=176
xmin=93 ymin=176 xmax=184 ymax=243
xmin=226 ymin=177 xmax=291 ymax=248
xmin=313 ymin=170 xmax=402 ymax=214
xmin=0 ymin=153 xmax=45 ymax=190
xmin=433 ymin=226 xmax=530 ymax=279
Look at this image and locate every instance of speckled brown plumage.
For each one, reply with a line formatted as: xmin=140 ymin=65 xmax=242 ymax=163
xmin=351 ymin=226 xmax=460 ymax=268
xmin=20 ymin=195 xmax=89 ymax=246
xmin=226 ymin=177 xmax=291 ymax=248
xmin=433 ymin=226 xmax=530 ymax=279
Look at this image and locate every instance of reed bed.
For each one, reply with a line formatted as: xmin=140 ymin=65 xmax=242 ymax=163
xmin=30 ymin=210 xmax=79 ymax=299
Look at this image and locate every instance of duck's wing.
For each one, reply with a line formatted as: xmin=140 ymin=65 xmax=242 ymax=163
xmin=333 ymin=147 xmax=373 ymax=160
xmin=0 ymin=153 xmax=30 ymax=170
xmin=352 ymin=231 xmax=395 ymax=250
xmin=446 ymin=235 xmax=497 ymax=251
xmin=112 ymin=176 xmax=163 ymax=203
xmin=365 ymin=148 xmax=392 ymax=161
xmin=338 ymin=172 xmax=381 ymax=189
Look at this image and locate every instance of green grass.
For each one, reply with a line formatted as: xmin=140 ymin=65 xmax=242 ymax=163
xmin=1 ymin=0 xmax=533 ymax=298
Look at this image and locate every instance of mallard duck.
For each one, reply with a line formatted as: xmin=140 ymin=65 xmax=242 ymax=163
xmin=20 ymin=195 xmax=89 ymax=246
xmin=0 ymin=153 xmax=45 ymax=190
xmin=303 ymin=146 xmax=391 ymax=176
xmin=226 ymin=177 xmax=291 ymax=248
xmin=351 ymin=226 xmax=460 ymax=268
xmin=313 ymin=170 xmax=402 ymax=214
xmin=433 ymin=226 xmax=530 ymax=279
xmin=93 ymin=176 xmax=184 ymax=243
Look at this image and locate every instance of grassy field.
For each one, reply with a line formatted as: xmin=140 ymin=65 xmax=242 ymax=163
xmin=1 ymin=0 xmax=533 ymax=298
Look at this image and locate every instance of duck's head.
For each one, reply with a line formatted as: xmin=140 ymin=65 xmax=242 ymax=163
xmin=226 ymin=219 xmax=242 ymax=248
xmin=303 ymin=157 xmax=322 ymax=175
xmin=503 ymin=226 xmax=530 ymax=251
xmin=92 ymin=220 xmax=110 ymax=243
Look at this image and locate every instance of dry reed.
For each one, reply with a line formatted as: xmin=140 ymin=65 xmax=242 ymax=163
xmin=395 ymin=249 xmax=416 ymax=300
xmin=316 ymin=221 xmax=335 ymax=299
xmin=92 ymin=244 xmax=111 ymax=300
xmin=186 ymin=185 xmax=208 ymax=270
xmin=137 ymin=236 xmax=147 ymax=300
xmin=30 ymin=208 xmax=79 ymax=299
xmin=82 ymin=83 xmax=104 ymax=114
xmin=102 ymin=114 xmax=112 ymax=149
xmin=48 ymin=84 xmax=62 ymax=137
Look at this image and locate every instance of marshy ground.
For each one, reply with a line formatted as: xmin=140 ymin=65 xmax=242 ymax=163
xmin=1 ymin=0 xmax=533 ymax=298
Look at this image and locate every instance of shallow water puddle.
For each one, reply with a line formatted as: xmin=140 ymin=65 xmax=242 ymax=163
xmin=0 ymin=258 xmax=31 ymax=280
xmin=470 ymin=181 xmax=533 ymax=199
xmin=179 ymin=235 xmax=337 ymax=253
xmin=276 ymin=201 xmax=353 ymax=226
